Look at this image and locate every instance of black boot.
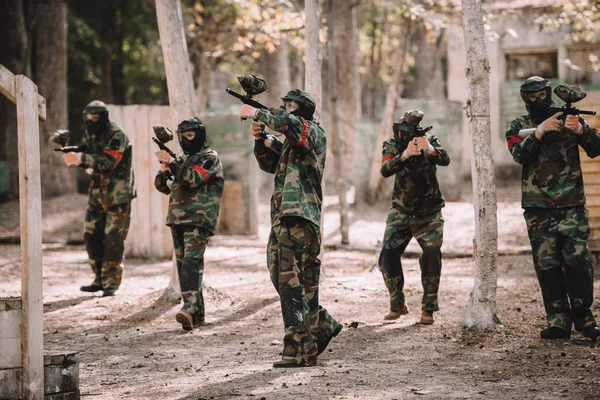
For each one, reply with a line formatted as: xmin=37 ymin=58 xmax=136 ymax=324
xmin=581 ymin=327 xmax=600 ymax=341
xmin=102 ymin=288 xmax=117 ymax=297
xmin=540 ymin=327 xmax=571 ymax=339
xmin=80 ymin=283 xmax=103 ymax=293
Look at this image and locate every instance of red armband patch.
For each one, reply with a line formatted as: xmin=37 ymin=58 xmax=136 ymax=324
xmin=192 ymin=165 xmax=209 ymax=180
xmin=507 ymin=136 xmax=521 ymax=148
xmin=382 ymin=155 xmax=393 ymax=163
xmin=298 ymin=118 xmax=309 ymax=148
xmin=103 ymin=149 xmax=123 ymax=161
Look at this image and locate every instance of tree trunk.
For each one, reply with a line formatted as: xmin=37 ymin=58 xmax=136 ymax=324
xmin=0 ymin=0 xmax=36 ymax=198
xmin=264 ymin=40 xmax=292 ymax=106
xmin=304 ymin=0 xmax=321 ymax=116
xmin=156 ymin=0 xmax=197 ymax=297
xmin=34 ymin=0 xmax=75 ymax=197
xmin=334 ymin=0 xmax=359 ymax=182
xmin=327 ymin=0 xmax=349 ymax=244
xmin=366 ymin=19 xmax=412 ymax=203
xmin=460 ymin=0 xmax=499 ymax=330
xmin=193 ymin=49 xmax=215 ymax=113
xmin=408 ymin=22 xmax=446 ymax=99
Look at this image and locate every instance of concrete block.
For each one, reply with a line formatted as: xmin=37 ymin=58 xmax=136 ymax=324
xmin=0 ymin=368 xmax=21 ymax=400
xmin=0 ymin=338 xmax=21 ymax=369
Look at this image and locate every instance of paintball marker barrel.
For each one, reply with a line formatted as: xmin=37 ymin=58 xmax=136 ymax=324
xmin=225 ymin=88 xmax=269 ymax=110
xmin=52 ymin=145 xmax=87 ymax=153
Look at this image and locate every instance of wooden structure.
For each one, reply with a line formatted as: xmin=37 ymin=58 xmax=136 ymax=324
xmin=0 ymin=64 xmax=46 ymax=400
xmin=579 ymin=91 xmax=600 ymax=251
xmin=107 ymin=105 xmax=258 ymax=259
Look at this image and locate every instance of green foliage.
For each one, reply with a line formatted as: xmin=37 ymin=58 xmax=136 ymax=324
xmin=67 ymin=0 xmax=167 ymax=136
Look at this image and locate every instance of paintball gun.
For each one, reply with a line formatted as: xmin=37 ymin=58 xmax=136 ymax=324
xmin=152 ymin=125 xmax=178 ymax=161
xmin=518 ymin=84 xmax=596 ymax=138
xmin=51 ymin=130 xmax=87 ymax=153
xmin=226 ymin=73 xmax=271 ymax=140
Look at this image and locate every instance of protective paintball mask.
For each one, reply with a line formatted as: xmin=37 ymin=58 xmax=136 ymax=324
xmin=176 ymin=118 xmax=206 ymax=155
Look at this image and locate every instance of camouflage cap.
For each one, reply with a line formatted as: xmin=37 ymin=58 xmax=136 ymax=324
xmin=177 ymin=117 xmax=204 ymax=133
xmin=520 ymin=76 xmax=550 ymax=93
xmin=281 ymin=89 xmax=316 ymax=119
xmin=394 ymin=109 xmax=424 ymax=133
xmin=83 ymin=100 xmax=108 ymax=115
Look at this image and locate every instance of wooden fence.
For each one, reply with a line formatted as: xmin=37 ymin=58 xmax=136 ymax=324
xmin=107 ymin=105 xmax=258 ymax=259
xmin=578 ymin=91 xmax=600 ymax=250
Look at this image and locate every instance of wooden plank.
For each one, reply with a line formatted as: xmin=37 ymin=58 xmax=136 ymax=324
xmin=0 ymin=64 xmax=46 ymax=121
xmin=148 ymin=106 xmax=168 ymax=258
xmin=133 ymin=105 xmax=151 ymax=257
xmin=16 ymin=75 xmax=44 ymax=400
xmin=161 ymin=107 xmax=174 ymax=258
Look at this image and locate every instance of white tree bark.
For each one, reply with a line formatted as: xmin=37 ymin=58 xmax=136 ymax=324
xmin=155 ymin=0 xmax=197 ymax=296
xmin=460 ymin=0 xmax=499 ymax=330
xmin=327 ymin=0 xmax=350 ymax=244
xmin=366 ymin=21 xmax=412 ymax=202
xmin=304 ymin=0 xmax=321 ymax=117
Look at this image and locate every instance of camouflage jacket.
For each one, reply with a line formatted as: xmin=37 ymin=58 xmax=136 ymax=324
xmin=380 ymin=134 xmax=450 ymax=215
xmin=79 ymin=122 xmax=136 ymax=209
xmin=154 ymin=146 xmax=224 ymax=234
xmin=506 ymin=114 xmax=600 ymax=208
xmin=253 ymin=107 xmax=325 ymax=228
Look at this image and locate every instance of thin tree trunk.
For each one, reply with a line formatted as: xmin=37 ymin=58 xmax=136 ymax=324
xmin=461 ymin=0 xmax=499 ymax=330
xmin=265 ymin=41 xmax=292 ymax=106
xmin=193 ymin=49 xmax=214 ymax=113
xmin=409 ymin=22 xmax=446 ymax=99
xmin=0 ymin=0 xmax=36 ymax=198
xmin=327 ymin=0 xmax=349 ymax=244
xmin=366 ymin=19 xmax=412 ymax=203
xmin=156 ymin=0 xmax=197 ymax=297
xmin=304 ymin=0 xmax=321 ymax=116
xmin=334 ymin=0 xmax=359 ymax=182
xmin=34 ymin=0 xmax=75 ymax=197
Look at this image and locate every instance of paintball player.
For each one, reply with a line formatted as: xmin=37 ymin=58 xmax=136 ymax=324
xmin=505 ymin=76 xmax=600 ymax=340
xmin=154 ymin=118 xmax=224 ymax=331
xmin=239 ymin=89 xmax=342 ymax=368
xmin=61 ymin=100 xmax=136 ymax=297
xmin=378 ymin=110 xmax=450 ymax=325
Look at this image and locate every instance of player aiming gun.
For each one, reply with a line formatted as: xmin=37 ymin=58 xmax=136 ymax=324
xmin=518 ymin=84 xmax=596 ymax=138
xmin=226 ymin=73 xmax=272 ymax=140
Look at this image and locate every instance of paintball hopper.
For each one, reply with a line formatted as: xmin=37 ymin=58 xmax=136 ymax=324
xmin=51 ymin=130 xmax=71 ymax=147
xmin=237 ymin=73 xmax=267 ymax=97
xmin=553 ymin=84 xmax=587 ymax=105
xmin=152 ymin=125 xmax=174 ymax=144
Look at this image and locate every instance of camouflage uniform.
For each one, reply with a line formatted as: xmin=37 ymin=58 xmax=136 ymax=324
xmin=254 ymin=94 xmax=341 ymax=366
xmin=378 ymin=122 xmax=450 ymax=313
xmin=506 ymin=113 xmax=600 ymax=333
xmin=79 ymin=120 xmax=136 ymax=292
xmin=155 ymin=145 xmax=224 ymax=322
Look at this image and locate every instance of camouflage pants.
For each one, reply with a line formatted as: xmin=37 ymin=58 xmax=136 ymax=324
xmin=84 ymin=202 xmax=131 ymax=290
xmin=524 ymin=207 xmax=597 ymax=332
xmin=379 ymin=208 xmax=444 ymax=312
xmin=267 ymin=217 xmax=341 ymax=364
xmin=171 ymin=225 xmax=209 ymax=320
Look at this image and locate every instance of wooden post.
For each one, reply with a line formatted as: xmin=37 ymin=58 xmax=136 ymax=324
xmin=16 ymin=75 xmax=44 ymax=399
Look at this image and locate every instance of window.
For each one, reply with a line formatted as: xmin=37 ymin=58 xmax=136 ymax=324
xmin=505 ymin=52 xmax=558 ymax=80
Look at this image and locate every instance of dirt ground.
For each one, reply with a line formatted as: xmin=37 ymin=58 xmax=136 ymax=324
xmin=1 ymin=180 xmax=600 ymax=400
